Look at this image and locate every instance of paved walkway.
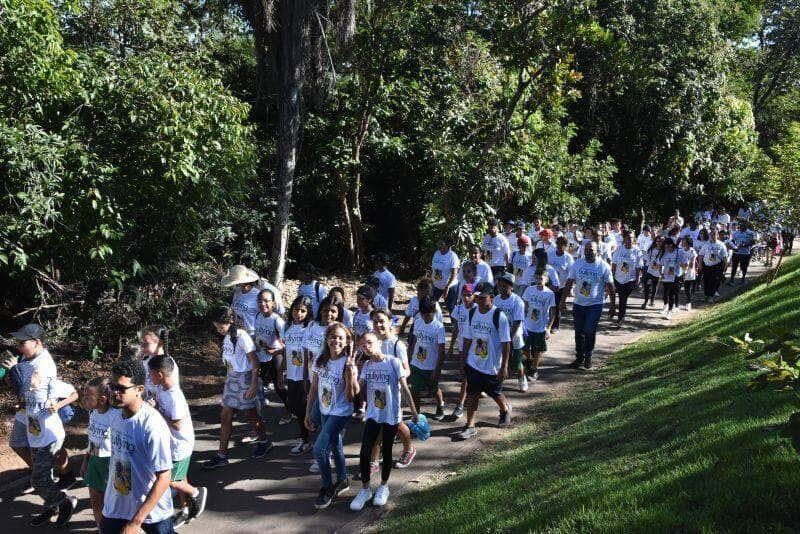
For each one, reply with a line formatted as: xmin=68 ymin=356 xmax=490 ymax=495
xmin=0 ymin=251 xmax=789 ymax=533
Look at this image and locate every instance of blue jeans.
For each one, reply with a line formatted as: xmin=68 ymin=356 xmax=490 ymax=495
xmin=313 ymin=413 xmax=350 ymax=488
xmin=101 ymin=516 xmax=174 ymax=534
xmin=573 ymin=303 xmax=603 ymax=358
xmin=432 ymin=286 xmax=457 ymax=312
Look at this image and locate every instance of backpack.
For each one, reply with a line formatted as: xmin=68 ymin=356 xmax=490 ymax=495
xmin=468 ymin=306 xmax=502 ymax=332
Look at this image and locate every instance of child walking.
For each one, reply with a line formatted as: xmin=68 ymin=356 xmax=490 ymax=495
xmin=281 ymin=296 xmax=314 ymax=455
xmin=82 ymin=377 xmax=118 ymax=529
xmin=350 ymin=332 xmax=419 ymax=511
xmin=407 ymin=297 xmax=446 ymax=421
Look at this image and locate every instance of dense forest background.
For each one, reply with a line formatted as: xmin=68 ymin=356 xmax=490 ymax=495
xmin=1 ymin=0 xmax=798 ymax=350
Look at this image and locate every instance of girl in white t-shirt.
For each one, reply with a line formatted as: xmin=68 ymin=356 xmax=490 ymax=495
xmin=203 ymin=306 xmax=268 ymax=469
xmin=279 ymin=296 xmax=314 ymax=455
xmin=350 ymin=332 xmax=419 ymax=511
xmin=81 ymin=377 xmax=117 ymax=529
xmin=138 ymin=325 xmax=180 ymax=402
xmin=680 ymin=237 xmax=699 ymax=310
xmin=642 ymin=238 xmax=663 ymax=308
xmin=328 ymin=287 xmax=354 ymax=329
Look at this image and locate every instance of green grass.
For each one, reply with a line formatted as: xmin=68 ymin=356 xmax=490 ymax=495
xmin=378 ymin=256 xmax=800 ymax=533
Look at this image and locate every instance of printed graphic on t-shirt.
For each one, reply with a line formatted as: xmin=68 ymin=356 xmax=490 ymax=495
xmin=530 ymin=308 xmax=539 ymax=322
xmin=290 ymin=350 xmax=303 ymax=367
xmin=28 ymin=415 xmax=41 ymax=436
xmin=485 ymin=250 xmax=492 ymax=262
xmin=668 ymin=266 xmax=675 ymax=276
xmin=516 ymin=267 xmax=524 ymax=277
xmin=113 ymin=458 xmax=132 ymax=496
xmin=374 ymin=389 xmax=387 ymax=409
xmin=434 ymin=270 xmax=443 ymax=282
xmin=89 ymin=441 xmax=100 ymax=456
xmin=710 ymin=253 xmax=717 ymax=262
xmin=321 ymin=387 xmax=332 ymax=408
xmin=579 ymin=281 xmax=591 ymax=297
xmin=621 ymin=262 xmax=629 ymax=274
xmin=416 ymin=347 xmax=427 ymax=363
xmin=475 ymin=339 xmax=489 ymax=359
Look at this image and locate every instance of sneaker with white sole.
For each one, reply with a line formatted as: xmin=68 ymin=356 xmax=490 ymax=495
xmin=290 ymin=440 xmax=313 ymax=456
xmin=499 ymin=405 xmax=513 ymax=428
xmin=188 ymin=487 xmax=208 ymax=520
xmin=373 ymin=484 xmax=390 ymax=507
xmin=54 ymin=496 xmax=77 ymax=527
xmin=455 ymin=427 xmax=477 ymax=440
xmin=686 ymin=303 xmax=692 ymax=311
xmin=350 ymin=488 xmax=373 ymax=511
xmin=666 ymin=310 xmax=673 ymax=320
xmin=452 ymin=404 xmax=464 ymax=419
xmin=278 ymin=412 xmax=295 ymax=425
xmin=202 ymin=453 xmax=229 ymax=470
xmin=519 ymin=375 xmax=528 ymax=392
xmin=309 ymin=457 xmax=333 ymax=473
xmin=660 ymin=305 xmax=668 ymax=315
xmin=394 ymin=447 xmax=416 ymax=468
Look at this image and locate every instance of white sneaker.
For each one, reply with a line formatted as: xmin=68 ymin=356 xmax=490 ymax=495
xmin=666 ymin=311 xmax=673 ymax=320
xmin=686 ymin=303 xmax=692 ymax=311
xmin=660 ymin=305 xmax=668 ymax=315
xmin=350 ymin=488 xmax=373 ymax=511
xmin=518 ymin=375 xmax=528 ymax=392
xmin=373 ymin=484 xmax=390 ymax=507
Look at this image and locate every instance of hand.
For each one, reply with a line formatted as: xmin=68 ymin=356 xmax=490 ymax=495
xmin=49 ymin=403 xmax=59 ymax=414
xmin=304 ymin=414 xmax=314 ymax=431
xmin=545 ymin=329 xmax=551 ymax=341
xmin=146 ymin=398 xmax=157 ymax=408
xmin=80 ymin=459 xmax=88 ymax=478
xmin=122 ymin=520 xmax=142 ymax=534
xmin=245 ymin=386 xmax=257 ymax=400
xmin=498 ymin=367 xmax=508 ymax=382
xmin=442 ymin=288 xmax=450 ymax=301
xmin=0 ymin=353 xmax=17 ymax=370
xmin=412 ymin=412 xmax=419 ymax=424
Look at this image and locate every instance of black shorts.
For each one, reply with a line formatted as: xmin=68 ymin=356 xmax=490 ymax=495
xmin=465 ymin=364 xmax=503 ymax=399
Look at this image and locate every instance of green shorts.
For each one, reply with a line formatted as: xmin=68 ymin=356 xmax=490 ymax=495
xmin=525 ymin=331 xmax=547 ymax=353
xmin=84 ymin=455 xmax=110 ymax=492
xmin=408 ymin=366 xmax=438 ymax=396
xmin=172 ymin=456 xmax=191 ymax=482
xmin=511 ymin=348 xmax=524 ymax=369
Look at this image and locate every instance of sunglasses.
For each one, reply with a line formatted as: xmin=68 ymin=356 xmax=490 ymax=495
xmin=109 ymin=383 xmax=138 ymax=394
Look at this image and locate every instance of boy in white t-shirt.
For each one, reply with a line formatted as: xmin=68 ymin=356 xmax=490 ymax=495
xmin=448 ymin=283 xmax=476 ymax=419
xmin=148 ymin=355 xmax=207 ymax=528
xmin=522 ymin=270 xmax=557 ymax=381
xmin=431 ymin=238 xmax=460 ymax=312
xmin=371 ymin=252 xmax=397 ymax=311
xmin=407 ymin=297 xmax=447 ymax=421
xmin=297 ymin=262 xmax=329 ymax=315
xmin=482 ymin=218 xmax=511 ymax=277
xmin=494 ymin=273 xmax=527 ymax=392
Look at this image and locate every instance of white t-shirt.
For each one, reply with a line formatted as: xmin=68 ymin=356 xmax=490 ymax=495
xmin=431 ymin=250 xmax=460 ymax=290
xmin=25 ymin=377 xmax=75 ymax=448
xmin=283 ymin=323 xmax=308 ymax=382
xmin=680 ymin=248 xmax=698 ymax=281
xmin=103 ymin=405 xmax=173 ymax=524
xmin=410 ymin=317 xmax=445 ymax=371
xmin=510 ymin=251 xmax=532 ymax=281
xmin=612 ymin=246 xmax=643 ymax=284
xmin=253 ymin=312 xmax=285 ymax=363
xmin=566 ymin=231 xmax=582 ymax=257
xmin=404 ymin=296 xmax=443 ymax=323
xmin=88 ymin=408 xmax=118 ymax=457
xmin=155 ymin=386 xmax=194 ymax=462
xmin=547 ymin=250 xmax=575 ymax=289
xmin=360 ymin=357 xmax=404 ymax=425
xmin=646 ymin=249 xmax=663 ymax=277
xmin=522 ymin=285 xmax=556 ymax=333
xmin=520 ymin=264 xmax=559 ymax=289
xmin=381 ymin=337 xmax=409 ymax=372
xmin=610 ymin=230 xmax=623 ymax=248
xmin=494 ymin=293 xmax=525 ymax=350
xmin=353 ymin=309 xmax=374 ymax=338
xmin=463 ymin=306 xmax=511 ymax=376
xmin=567 ymin=259 xmax=612 ymax=306
xmin=460 ymin=260 xmax=494 ymax=287
xmin=372 ymin=269 xmax=396 ymax=300
xmin=482 ymin=234 xmax=511 ymax=267
xmin=341 ymin=307 xmax=354 ymax=329
xmin=451 ymin=302 xmax=475 ymax=352
xmin=14 ymin=350 xmax=57 ymax=424
xmin=700 ymin=241 xmax=727 ymax=266
xmin=504 ymin=231 xmax=518 ymax=253
xmin=659 ymin=250 xmax=682 ymax=282
xmin=313 ymin=356 xmax=353 ymax=417
xmin=298 ymin=281 xmax=328 ymax=315
xmin=637 ymin=233 xmax=653 ymax=252
xmin=231 ymin=286 xmax=260 ymax=335
xmin=222 ymin=330 xmax=257 ymax=373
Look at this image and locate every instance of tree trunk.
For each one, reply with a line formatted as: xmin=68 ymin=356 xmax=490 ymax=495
xmin=347 ymin=110 xmax=371 ymax=272
xmin=337 ymin=172 xmax=356 ymax=268
xmin=268 ymin=2 xmax=307 ymax=288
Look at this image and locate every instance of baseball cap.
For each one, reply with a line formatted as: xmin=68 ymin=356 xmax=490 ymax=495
xmin=497 ymin=272 xmax=516 ymax=285
xmin=539 ymin=229 xmax=554 ymax=240
xmin=517 ymin=235 xmax=531 ymax=247
xmin=505 ymin=220 xmax=516 ymax=227
xmin=517 ymin=221 xmax=527 ymax=229
xmin=461 ymin=283 xmax=475 ymax=295
xmin=10 ymin=324 xmax=46 ymax=343
xmin=473 ymin=281 xmax=495 ymax=297
xmin=643 ymin=225 xmax=651 ymax=231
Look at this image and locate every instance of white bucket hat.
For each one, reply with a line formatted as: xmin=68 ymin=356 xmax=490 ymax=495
xmin=220 ymin=265 xmax=260 ymax=287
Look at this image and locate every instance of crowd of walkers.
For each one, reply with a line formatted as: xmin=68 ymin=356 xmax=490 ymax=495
xmin=2 ymin=205 xmax=795 ymax=531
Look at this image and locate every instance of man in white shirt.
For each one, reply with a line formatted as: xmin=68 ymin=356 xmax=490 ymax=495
xmin=561 ymin=242 xmax=615 ymax=370
xmin=482 ymin=219 xmax=511 ymax=278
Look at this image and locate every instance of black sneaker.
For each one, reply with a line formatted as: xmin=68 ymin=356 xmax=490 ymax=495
xmin=188 ymin=487 xmax=208 ymax=520
xmin=333 ymin=477 xmax=350 ymax=496
xmin=54 ymin=496 xmax=77 ymax=527
xmin=173 ymin=509 xmax=190 ymax=530
xmin=252 ymin=440 xmax=274 ymax=459
xmin=29 ymin=508 xmax=56 ymax=526
xmin=202 ymin=453 xmax=229 ymax=470
xmin=433 ymin=404 xmax=445 ymax=421
xmin=568 ymin=357 xmax=582 ymax=369
xmin=315 ymin=485 xmax=335 ymax=509
xmin=56 ymin=470 xmax=77 ymax=491
xmin=583 ymin=356 xmax=592 ymax=369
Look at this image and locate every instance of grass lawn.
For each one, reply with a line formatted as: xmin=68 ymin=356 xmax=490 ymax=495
xmin=378 ymin=255 xmax=800 ymax=533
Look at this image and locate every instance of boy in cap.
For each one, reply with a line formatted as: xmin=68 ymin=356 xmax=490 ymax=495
xmin=4 ymin=324 xmax=79 ymax=526
xmin=456 ymin=282 xmax=512 ymax=440
xmin=511 ymin=236 xmax=533 ymax=296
